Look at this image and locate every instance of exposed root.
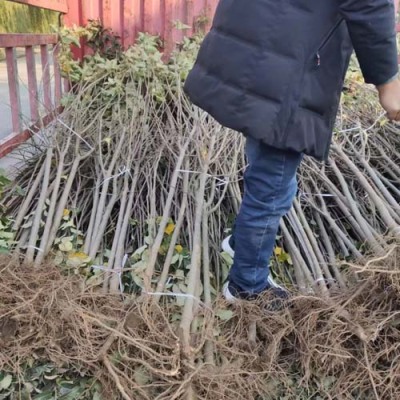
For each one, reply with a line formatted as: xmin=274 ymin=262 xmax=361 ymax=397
xmin=1 ymin=247 xmax=400 ymax=399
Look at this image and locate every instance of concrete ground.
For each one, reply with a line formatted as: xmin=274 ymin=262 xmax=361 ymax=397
xmin=0 ymin=139 xmax=38 ymax=178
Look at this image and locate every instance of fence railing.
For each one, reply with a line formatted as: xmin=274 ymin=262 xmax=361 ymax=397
xmin=0 ymin=0 xmax=70 ymax=158
xmin=0 ymin=33 xmax=68 ymax=157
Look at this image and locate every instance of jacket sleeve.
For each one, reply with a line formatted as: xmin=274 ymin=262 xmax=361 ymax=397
xmin=338 ymin=0 xmax=399 ymax=86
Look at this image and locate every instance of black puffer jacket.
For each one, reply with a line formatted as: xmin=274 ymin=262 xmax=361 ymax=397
xmin=184 ymin=0 xmax=398 ymax=159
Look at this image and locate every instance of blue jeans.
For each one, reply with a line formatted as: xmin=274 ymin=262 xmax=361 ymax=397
xmin=229 ymin=137 xmax=303 ymax=295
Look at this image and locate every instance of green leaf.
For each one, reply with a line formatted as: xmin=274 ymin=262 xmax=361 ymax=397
xmin=215 ymin=309 xmax=234 ymax=321
xmin=220 ymin=251 xmax=233 ymax=266
xmin=178 ymin=282 xmax=187 ymax=293
xmin=171 ymin=253 xmax=180 ymax=265
xmin=174 ymin=269 xmax=185 ymax=279
xmin=0 ymin=374 xmax=12 ymax=390
xmin=173 ymin=21 xmax=191 ymax=30
xmin=67 ymin=252 xmax=91 ymax=268
xmin=132 ymin=274 xmax=143 ymax=288
xmin=33 ymin=392 xmax=55 ymax=400
xmin=0 ymin=231 xmax=14 ymax=239
xmin=67 ymin=36 xmax=81 ymax=47
xmin=59 ymin=238 xmax=73 ymax=252
xmin=86 ymin=273 xmax=103 ymax=287
xmin=29 ymin=364 xmax=54 ymax=380
xmin=59 ymin=385 xmax=84 ymax=399
xmin=54 ymin=251 xmax=65 ymax=266
xmin=132 ymin=245 xmax=147 ymax=259
xmin=131 ymin=260 xmax=146 ymax=272
xmin=0 ymin=171 xmax=10 ymax=184
xmin=60 ymin=220 xmax=75 ymax=230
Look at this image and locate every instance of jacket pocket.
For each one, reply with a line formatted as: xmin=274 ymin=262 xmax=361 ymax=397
xmin=314 ymin=18 xmax=345 ymax=69
xmin=298 ymin=18 xmax=348 ymax=117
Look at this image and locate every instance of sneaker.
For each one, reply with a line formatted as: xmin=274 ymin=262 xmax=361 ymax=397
xmin=221 ymin=235 xmax=286 ymax=292
xmin=222 ymin=281 xmax=289 ymax=310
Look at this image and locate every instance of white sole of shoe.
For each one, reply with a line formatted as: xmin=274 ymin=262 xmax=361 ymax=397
xmin=268 ymin=275 xmax=286 ymax=292
xmin=221 ymin=236 xmax=235 ymax=258
xmin=222 ymin=281 xmax=237 ymax=303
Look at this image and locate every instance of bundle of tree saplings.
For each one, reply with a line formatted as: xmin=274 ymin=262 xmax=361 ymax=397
xmin=3 ymin=29 xmax=400 ymax=338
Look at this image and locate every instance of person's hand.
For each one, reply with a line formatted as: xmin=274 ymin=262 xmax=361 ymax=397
xmin=377 ymin=78 xmax=400 ymax=121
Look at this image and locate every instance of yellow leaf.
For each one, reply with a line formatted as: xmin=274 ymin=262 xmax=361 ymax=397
xmin=69 ymin=252 xmax=90 ymax=262
xmin=379 ymin=118 xmax=388 ymax=127
xmin=274 ymin=247 xmax=282 ymax=256
xmin=67 ymin=252 xmax=91 ymax=268
xmin=165 ymin=223 xmax=175 ymax=236
xmin=175 ymin=244 xmax=183 ymax=254
xmin=63 ymin=209 xmax=70 ymax=217
xmin=158 ymin=244 xmax=167 ymax=256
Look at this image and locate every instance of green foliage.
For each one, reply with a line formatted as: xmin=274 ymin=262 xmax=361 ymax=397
xmin=0 ymin=363 xmax=101 ymax=400
xmin=121 ymin=218 xmax=191 ymax=298
xmin=0 ymin=170 xmax=15 ymax=254
xmin=58 ymin=21 xmax=203 ymax=107
xmin=85 ymin=20 xmax=123 ymax=59
xmin=53 ymin=207 xmax=86 ymax=267
xmin=57 ymin=20 xmax=122 ymax=82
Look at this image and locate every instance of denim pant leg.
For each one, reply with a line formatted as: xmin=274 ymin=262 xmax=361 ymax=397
xmin=229 ymin=137 xmax=303 ymax=295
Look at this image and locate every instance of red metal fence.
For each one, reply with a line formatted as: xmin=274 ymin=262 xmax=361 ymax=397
xmin=0 ymin=34 xmax=67 ymax=158
xmin=0 ymin=0 xmax=70 ymax=157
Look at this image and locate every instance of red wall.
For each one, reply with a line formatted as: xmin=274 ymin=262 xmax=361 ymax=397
xmin=64 ymin=0 xmax=219 ymax=53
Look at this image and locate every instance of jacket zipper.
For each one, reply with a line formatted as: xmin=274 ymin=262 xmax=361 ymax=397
xmin=315 ymin=17 xmax=344 ymax=68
